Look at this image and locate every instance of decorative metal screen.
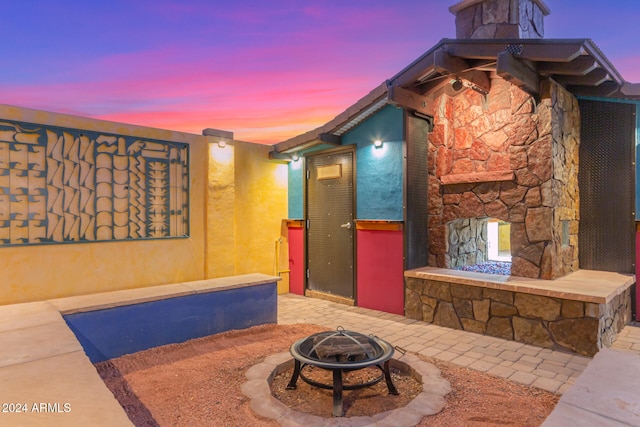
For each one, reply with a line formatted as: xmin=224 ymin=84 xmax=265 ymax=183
xmin=405 ymin=113 xmax=431 ymax=269
xmin=0 ymin=120 xmax=189 ymax=246
xmin=578 ymin=99 xmax=635 ymax=273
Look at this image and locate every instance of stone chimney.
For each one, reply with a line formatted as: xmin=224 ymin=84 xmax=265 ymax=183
xmin=450 ymin=0 xmax=550 ymax=39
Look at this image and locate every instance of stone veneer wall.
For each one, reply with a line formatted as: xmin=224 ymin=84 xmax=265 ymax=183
xmin=405 ymin=276 xmax=632 ymax=356
xmin=447 ymin=217 xmax=488 ymax=267
xmin=428 ymin=75 xmax=580 ymax=279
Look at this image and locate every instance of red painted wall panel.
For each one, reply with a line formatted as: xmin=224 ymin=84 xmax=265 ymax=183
xmin=356 ymin=229 xmax=404 ymax=315
xmin=288 ymin=226 xmax=305 ymax=295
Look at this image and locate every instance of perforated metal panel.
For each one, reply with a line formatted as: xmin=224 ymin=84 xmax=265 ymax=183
xmin=405 ymin=113 xmax=431 ymax=269
xmin=578 ymin=99 xmax=636 ymax=273
xmin=306 ymin=150 xmax=355 ymax=298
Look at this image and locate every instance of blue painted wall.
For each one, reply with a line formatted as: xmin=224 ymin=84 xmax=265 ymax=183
xmin=287 ymin=144 xmax=333 ymax=219
xmin=287 ymin=105 xmax=404 ymax=221
xmin=64 ymin=282 xmax=277 ymax=363
xmin=344 ymin=105 xmax=404 ymax=220
xmin=579 ymin=97 xmax=640 ymax=219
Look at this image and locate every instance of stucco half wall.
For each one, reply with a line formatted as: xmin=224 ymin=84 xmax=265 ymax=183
xmin=0 ymin=105 xmax=208 ymax=305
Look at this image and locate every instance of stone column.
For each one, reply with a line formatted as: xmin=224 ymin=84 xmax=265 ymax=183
xmin=449 ymin=0 xmax=550 ymax=39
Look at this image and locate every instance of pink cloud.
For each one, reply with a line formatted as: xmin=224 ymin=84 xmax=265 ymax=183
xmin=612 ymin=55 xmax=640 ymax=82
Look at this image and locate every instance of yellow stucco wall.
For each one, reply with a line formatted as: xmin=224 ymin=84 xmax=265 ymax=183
xmin=0 ymin=105 xmax=208 ymax=305
xmin=0 ymin=105 xmax=290 ymax=305
xmin=206 ymin=140 xmax=289 ymax=293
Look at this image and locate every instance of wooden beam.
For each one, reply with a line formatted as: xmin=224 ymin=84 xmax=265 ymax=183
xmin=447 ymin=42 xmax=585 ymax=62
xmin=567 ymin=81 xmax=620 ymax=97
xmin=555 ymin=68 xmax=610 ymax=87
xmin=269 ymin=151 xmax=294 ymax=163
xmin=319 ymin=133 xmax=342 ymax=146
xmin=459 ymin=70 xmax=491 ymax=94
xmin=433 ymin=48 xmax=469 ymax=75
xmin=391 ymin=52 xmax=436 ymax=87
xmin=537 ymin=56 xmax=597 ymax=76
xmin=497 ymin=51 xmax=540 ymax=96
xmin=387 ymin=85 xmax=434 ymax=116
xmin=621 ymin=82 xmax=640 ymax=97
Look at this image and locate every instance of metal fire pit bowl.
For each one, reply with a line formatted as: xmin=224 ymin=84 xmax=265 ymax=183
xmin=286 ymin=326 xmax=398 ymax=417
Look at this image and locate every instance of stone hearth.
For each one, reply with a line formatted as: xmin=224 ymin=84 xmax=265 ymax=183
xmin=405 ymin=267 xmax=633 ymax=356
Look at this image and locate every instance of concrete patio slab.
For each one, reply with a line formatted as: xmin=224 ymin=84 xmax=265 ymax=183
xmin=542 ymin=348 xmax=640 ymax=426
xmin=0 ymin=320 xmax=83 ymax=368
xmin=0 ymin=351 xmax=133 ymax=427
xmin=0 ymin=301 xmax=61 ymax=332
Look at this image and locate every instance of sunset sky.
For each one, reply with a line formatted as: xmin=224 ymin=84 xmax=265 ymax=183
xmin=1 ymin=0 xmax=639 ymax=144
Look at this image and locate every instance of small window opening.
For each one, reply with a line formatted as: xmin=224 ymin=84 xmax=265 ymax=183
xmin=487 ymin=219 xmax=511 ymax=262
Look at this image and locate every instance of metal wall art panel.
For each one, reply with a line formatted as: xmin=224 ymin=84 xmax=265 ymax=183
xmin=0 ymin=120 xmax=189 ymax=246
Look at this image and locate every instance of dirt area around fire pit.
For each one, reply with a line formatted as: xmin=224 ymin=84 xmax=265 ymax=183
xmin=95 ymin=324 xmax=559 ymax=426
xmin=271 ymin=364 xmax=423 ymax=418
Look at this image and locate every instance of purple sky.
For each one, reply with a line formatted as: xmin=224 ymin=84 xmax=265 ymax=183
xmin=1 ymin=0 xmax=638 ymax=144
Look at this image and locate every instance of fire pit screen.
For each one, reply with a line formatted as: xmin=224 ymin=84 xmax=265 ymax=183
xmin=286 ymin=326 xmax=398 ymax=417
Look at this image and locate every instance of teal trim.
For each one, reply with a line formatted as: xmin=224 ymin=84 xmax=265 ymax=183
xmin=342 ymin=105 xmax=404 ymax=220
xmin=578 ymin=96 xmax=640 ymax=219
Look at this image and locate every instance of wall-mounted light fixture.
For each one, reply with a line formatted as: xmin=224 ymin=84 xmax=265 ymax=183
xmin=374 ymin=140 xmax=383 ymax=148
xmin=204 ymin=128 xmax=232 ymax=150
xmin=450 ymin=78 xmax=463 ymax=91
xmin=291 ymin=153 xmax=299 ymax=161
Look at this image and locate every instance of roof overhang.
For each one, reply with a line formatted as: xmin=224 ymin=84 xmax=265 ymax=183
xmin=389 ymin=38 xmax=638 ymax=98
xmin=272 ymin=82 xmax=388 ymax=155
xmin=272 ymin=37 xmax=639 ymax=156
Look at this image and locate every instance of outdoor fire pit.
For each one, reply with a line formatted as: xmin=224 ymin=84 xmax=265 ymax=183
xmin=286 ymin=326 xmax=398 ymax=417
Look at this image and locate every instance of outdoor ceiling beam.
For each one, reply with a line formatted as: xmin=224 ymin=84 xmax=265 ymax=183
xmin=391 ymin=52 xmax=436 ymax=87
xmin=621 ymin=82 xmax=640 ymax=97
xmin=458 ymin=70 xmax=491 ymax=94
xmin=567 ymin=81 xmax=620 ymax=97
xmin=433 ymin=48 xmax=469 ymax=75
xmin=387 ymin=84 xmax=434 ymax=116
xmin=555 ymin=68 xmax=611 ymax=87
xmin=268 ymin=151 xmax=294 ymax=163
xmin=446 ymin=42 xmax=585 ymax=62
xmin=537 ymin=56 xmax=598 ymax=76
xmin=428 ymin=49 xmax=491 ymax=94
xmin=497 ymin=51 xmax=540 ymax=96
xmin=319 ymin=133 xmax=342 ymax=146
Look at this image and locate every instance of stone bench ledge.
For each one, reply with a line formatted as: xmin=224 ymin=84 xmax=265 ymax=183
xmin=50 ymin=273 xmax=280 ymax=315
xmin=404 ymin=267 xmax=634 ymax=304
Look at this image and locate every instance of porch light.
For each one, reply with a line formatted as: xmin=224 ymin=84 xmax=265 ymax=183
xmin=450 ymin=79 xmax=463 ymax=91
xmin=291 ymin=153 xmax=299 ymax=161
xmin=217 ymin=140 xmax=226 ymax=148
xmin=374 ymin=140 xmax=383 ymax=148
